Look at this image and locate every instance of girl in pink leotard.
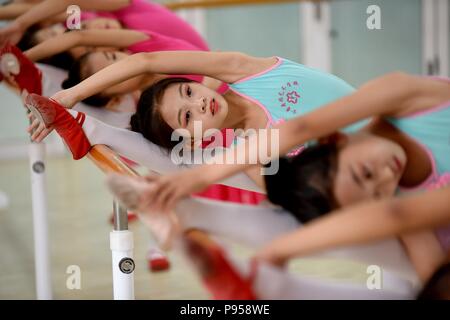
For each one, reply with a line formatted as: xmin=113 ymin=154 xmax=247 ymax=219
xmin=79 ymin=0 xmax=209 ymax=51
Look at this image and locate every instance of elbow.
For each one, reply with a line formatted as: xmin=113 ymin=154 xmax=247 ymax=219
xmin=383 ymin=71 xmax=410 ymax=82
xmin=382 ymin=71 xmax=419 ymax=94
xmin=364 ymin=71 xmax=412 ymax=90
xmin=363 ymin=71 xmax=420 ymax=104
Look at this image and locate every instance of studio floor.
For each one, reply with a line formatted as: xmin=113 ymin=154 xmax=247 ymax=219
xmin=0 ymin=155 xmax=371 ymax=300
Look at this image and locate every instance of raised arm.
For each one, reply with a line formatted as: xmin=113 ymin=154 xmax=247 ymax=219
xmin=186 ymin=72 xmax=433 ymax=187
xmin=53 ymin=51 xmax=274 ymax=108
xmin=0 ymin=2 xmax=34 ymax=20
xmin=24 ymin=29 xmax=148 ymax=62
xmin=0 ymin=0 xmax=131 ymax=46
xmin=256 ymin=186 xmax=450 ymax=266
xmin=133 ymin=73 xmax=447 ymax=212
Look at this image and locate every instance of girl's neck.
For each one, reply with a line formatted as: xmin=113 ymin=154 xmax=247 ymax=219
xmin=221 ymin=90 xmax=268 ymax=131
xmin=366 ymin=118 xmax=433 ymax=187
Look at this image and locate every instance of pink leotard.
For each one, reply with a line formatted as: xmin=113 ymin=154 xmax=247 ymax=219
xmin=81 ymin=0 xmax=209 ymax=50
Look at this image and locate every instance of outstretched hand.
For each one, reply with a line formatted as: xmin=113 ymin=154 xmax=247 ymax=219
xmin=253 ymin=240 xmax=289 ymax=269
xmin=27 ymin=112 xmax=53 ymax=142
xmin=26 ymin=90 xmax=75 ymax=142
xmin=143 ymin=167 xmax=213 ymax=213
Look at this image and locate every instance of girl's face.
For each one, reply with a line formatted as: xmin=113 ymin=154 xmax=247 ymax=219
xmin=81 ymin=18 xmax=122 ymax=30
xmin=332 ymin=132 xmax=407 ymax=207
xmin=157 ymin=82 xmax=229 ymax=138
xmin=85 ymin=50 xmax=128 ymax=73
xmin=84 ymin=51 xmax=141 ymax=95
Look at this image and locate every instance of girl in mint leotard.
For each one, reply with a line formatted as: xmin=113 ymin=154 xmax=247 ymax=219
xmin=126 ymin=55 xmax=363 ymax=153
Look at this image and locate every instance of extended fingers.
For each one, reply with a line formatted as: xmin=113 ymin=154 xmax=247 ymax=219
xmin=34 ymin=127 xmax=51 ymax=142
xmin=152 ymin=180 xmax=175 ymax=211
xmin=30 ymin=123 xmax=49 ymax=142
xmin=27 ymin=118 xmax=40 ymax=133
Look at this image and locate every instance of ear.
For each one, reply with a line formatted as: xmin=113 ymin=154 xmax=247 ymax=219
xmin=318 ymin=132 xmax=348 ymax=146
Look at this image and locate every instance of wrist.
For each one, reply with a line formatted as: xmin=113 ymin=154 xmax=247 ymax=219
xmin=52 ymin=89 xmax=78 ymax=109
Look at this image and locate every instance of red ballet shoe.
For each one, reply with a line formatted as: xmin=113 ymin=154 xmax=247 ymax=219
xmin=25 ymin=93 xmax=91 ymax=160
xmin=147 ymin=248 xmax=170 ymax=272
xmin=0 ymin=43 xmax=42 ymax=95
xmin=184 ymin=232 xmax=257 ymax=300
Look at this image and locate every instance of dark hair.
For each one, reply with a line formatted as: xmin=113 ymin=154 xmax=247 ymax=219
xmin=62 ymin=52 xmax=110 ymax=107
xmin=264 ymin=143 xmax=338 ymax=223
xmin=18 ymin=26 xmax=74 ymax=70
xmin=417 ymin=263 xmax=450 ymax=300
xmin=17 ymin=25 xmax=40 ymax=51
xmin=130 ymin=77 xmax=193 ymax=151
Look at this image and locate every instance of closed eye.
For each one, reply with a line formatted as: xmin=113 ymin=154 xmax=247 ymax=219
xmin=350 ymin=166 xmax=363 ymax=188
xmin=362 ymin=165 xmax=373 ymax=179
xmin=185 ymin=110 xmax=191 ymax=126
xmin=186 ymin=85 xmax=192 ymax=97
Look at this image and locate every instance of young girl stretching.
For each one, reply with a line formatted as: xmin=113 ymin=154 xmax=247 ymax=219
xmin=104 ymin=72 xmax=450 ymax=285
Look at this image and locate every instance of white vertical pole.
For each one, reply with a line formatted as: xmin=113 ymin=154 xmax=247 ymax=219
xmin=29 ymin=141 xmax=52 ymax=300
xmin=300 ymin=1 xmax=332 ymax=73
xmin=110 ymin=201 xmax=134 ymax=300
xmin=177 ymin=8 xmax=207 ymax=38
xmin=422 ymin=0 xmax=436 ymax=75
xmin=436 ymin=0 xmax=449 ymax=76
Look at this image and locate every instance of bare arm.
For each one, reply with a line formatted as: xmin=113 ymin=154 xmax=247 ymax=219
xmin=24 ymin=29 xmax=148 ymax=62
xmin=15 ymin=0 xmax=130 ymax=29
xmin=181 ymin=73 xmax=430 ymax=187
xmin=54 ymin=51 xmax=274 ymax=107
xmin=257 ymin=186 xmax=450 ymax=264
xmin=119 ymin=73 xmax=435 ymax=212
xmin=0 ymin=0 xmax=131 ymax=45
xmin=0 ymin=2 xmax=34 ymax=20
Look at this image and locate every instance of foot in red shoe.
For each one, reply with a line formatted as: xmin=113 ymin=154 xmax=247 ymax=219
xmin=184 ymin=233 xmax=257 ymax=300
xmin=25 ymin=93 xmax=91 ymax=160
xmin=147 ymin=248 xmax=170 ymax=272
xmin=0 ymin=44 xmax=42 ymax=95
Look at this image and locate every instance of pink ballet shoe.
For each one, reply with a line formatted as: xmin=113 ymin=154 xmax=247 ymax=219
xmin=184 ymin=232 xmax=257 ymax=300
xmin=25 ymin=93 xmax=91 ymax=160
xmin=147 ymin=248 xmax=170 ymax=272
xmin=0 ymin=43 xmax=42 ymax=95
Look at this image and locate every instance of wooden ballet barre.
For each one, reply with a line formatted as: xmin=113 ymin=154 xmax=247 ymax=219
xmin=165 ymin=0 xmax=324 ymax=10
xmin=87 ymin=145 xmax=139 ymax=178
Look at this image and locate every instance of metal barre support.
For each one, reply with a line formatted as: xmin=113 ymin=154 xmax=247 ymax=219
xmin=113 ymin=200 xmax=128 ymax=231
